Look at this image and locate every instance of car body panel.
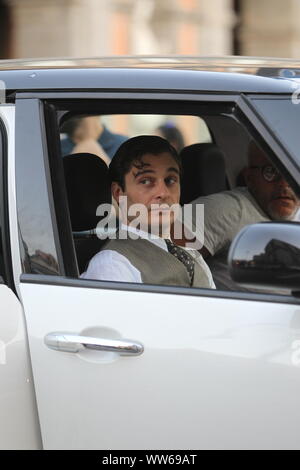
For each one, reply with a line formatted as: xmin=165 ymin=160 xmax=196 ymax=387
xmin=0 ymin=285 xmax=41 ymax=449
xmin=0 ymin=106 xmax=42 ymax=450
xmin=20 ymin=282 xmax=300 ymax=449
xmin=0 ymin=67 xmax=296 ymax=95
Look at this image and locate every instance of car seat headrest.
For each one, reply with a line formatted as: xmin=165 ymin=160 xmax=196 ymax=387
xmin=180 ymin=143 xmax=227 ymax=204
xmin=63 ymin=153 xmax=111 ymax=231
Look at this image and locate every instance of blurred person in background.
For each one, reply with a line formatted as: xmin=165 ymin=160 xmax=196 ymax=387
xmin=60 ymin=115 xmax=128 ymax=164
xmin=155 ymin=121 xmax=185 ymax=152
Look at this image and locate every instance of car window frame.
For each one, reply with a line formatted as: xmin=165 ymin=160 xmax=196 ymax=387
xmin=0 ymin=108 xmax=15 ymax=291
xmin=15 ymin=91 xmax=300 ymax=306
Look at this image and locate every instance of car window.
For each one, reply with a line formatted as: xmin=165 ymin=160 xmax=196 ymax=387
xmin=16 ymin=96 xmax=300 ymax=300
xmin=54 ymin=107 xmax=297 ymax=297
xmin=249 ymin=97 xmax=300 ymax=170
xmin=15 ymin=99 xmax=62 ymax=277
xmin=58 ymin=113 xmax=216 ymax=278
xmin=59 ymin=114 xmax=212 ymax=159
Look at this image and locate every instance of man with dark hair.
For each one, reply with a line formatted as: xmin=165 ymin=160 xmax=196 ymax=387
xmin=81 ymin=135 xmax=215 ymax=288
xmin=108 ymin=134 xmax=182 ymax=190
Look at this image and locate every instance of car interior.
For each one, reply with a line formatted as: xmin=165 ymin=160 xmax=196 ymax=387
xmin=42 ymin=98 xmax=298 ymax=295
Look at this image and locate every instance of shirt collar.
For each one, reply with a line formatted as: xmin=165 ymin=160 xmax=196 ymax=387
xmin=120 ymin=223 xmax=166 ymax=240
xmin=120 ymin=224 xmax=170 ymax=251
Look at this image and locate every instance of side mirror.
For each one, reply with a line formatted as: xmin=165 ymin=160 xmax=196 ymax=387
xmin=228 ymin=222 xmax=300 ymax=291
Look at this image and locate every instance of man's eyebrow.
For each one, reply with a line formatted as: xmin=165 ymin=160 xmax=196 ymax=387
xmin=168 ymin=167 xmax=180 ymax=175
xmin=133 ymin=166 xmax=180 ymax=179
xmin=133 ymin=169 xmax=155 ymax=179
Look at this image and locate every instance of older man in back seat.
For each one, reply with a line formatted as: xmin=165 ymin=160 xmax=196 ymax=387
xmin=187 ymin=141 xmax=300 ymax=291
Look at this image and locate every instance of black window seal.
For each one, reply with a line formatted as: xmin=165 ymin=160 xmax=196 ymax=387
xmin=38 ymin=99 xmax=66 ymax=276
xmin=16 ymin=91 xmax=242 ymax=101
xmin=43 ymin=102 xmax=78 ymax=277
xmin=0 ymin=116 xmax=16 ymax=292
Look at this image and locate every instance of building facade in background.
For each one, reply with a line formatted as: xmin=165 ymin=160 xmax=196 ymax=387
xmin=1 ymin=0 xmax=300 ymax=61
xmin=2 ymin=0 xmax=299 ymax=142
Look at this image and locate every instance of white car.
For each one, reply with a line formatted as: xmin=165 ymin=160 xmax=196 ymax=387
xmin=1 ymin=56 xmax=300 ymax=450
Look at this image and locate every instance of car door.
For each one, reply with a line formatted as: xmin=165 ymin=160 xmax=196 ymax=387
xmin=0 ymin=106 xmax=42 ymax=449
xmin=14 ymin=94 xmax=300 ymax=450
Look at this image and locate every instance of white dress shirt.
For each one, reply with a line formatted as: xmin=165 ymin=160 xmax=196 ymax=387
xmin=81 ymin=225 xmax=216 ymax=288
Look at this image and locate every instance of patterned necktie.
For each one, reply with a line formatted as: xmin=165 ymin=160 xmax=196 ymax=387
xmin=164 ymin=239 xmax=195 ymax=284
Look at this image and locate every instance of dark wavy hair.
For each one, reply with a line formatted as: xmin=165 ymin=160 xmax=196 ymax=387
xmin=109 ymin=135 xmax=182 ymax=190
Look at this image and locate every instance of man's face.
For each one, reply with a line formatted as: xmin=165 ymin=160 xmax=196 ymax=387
xmin=245 ymin=147 xmax=300 ymax=220
xmin=112 ymin=152 xmax=181 ymax=235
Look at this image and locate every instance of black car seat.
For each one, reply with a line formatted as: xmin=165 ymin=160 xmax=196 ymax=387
xmin=63 ymin=153 xmax=112 ymax=274
xmin=180 ymin=143 xmax=227 ymax=204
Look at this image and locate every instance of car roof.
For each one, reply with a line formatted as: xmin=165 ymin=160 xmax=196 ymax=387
xmin=0 ymin=56 xmax=298 ymax=94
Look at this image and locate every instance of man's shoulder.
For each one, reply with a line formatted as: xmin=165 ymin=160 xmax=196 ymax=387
xmin=224 ymin=186 xmax=256 ymax=207
xmin=192 ymin=186 xmax=263 ymax=210
xmin=192 ymin=186 xmax=248 ymax=208
xmin=103 ymin=236 xmax=158 ymax=253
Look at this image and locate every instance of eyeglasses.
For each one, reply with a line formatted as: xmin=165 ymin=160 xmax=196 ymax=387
xmin=249 ymin=165 xmax=282 ymax=183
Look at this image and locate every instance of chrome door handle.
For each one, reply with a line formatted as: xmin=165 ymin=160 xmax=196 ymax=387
xmin=44 ymin=332 xmax=144 ymax=356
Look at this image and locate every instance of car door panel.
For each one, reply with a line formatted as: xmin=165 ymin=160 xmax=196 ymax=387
xmin=20 ymin=281 xmax=300 ymax=449
xmin=0 ymin=284 xmax=42 ymax=449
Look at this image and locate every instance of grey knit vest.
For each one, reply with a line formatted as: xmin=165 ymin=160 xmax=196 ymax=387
xmin=102 ymin=235 xmax=211 ymax=288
